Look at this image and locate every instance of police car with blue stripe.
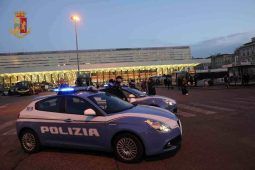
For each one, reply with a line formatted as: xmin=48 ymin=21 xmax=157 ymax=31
xmin=16 ymin=87 xmax=182 ymax=162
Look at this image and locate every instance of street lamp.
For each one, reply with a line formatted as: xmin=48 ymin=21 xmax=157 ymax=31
xmin=71 ymin=15 xmax=80 ymax=76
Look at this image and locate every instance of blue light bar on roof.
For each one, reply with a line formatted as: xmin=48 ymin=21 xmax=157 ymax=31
xmin=53 ymin=87 xmax=74 ymax=92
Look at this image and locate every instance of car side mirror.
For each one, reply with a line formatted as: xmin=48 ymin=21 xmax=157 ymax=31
xmin=84 ymin=108 xmax=96 ymax=116
xmin=128 ymin=94 xmax=136 ymax=98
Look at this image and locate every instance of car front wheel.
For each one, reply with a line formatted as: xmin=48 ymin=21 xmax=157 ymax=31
xmin=113 ymin=133 xmax=144 ymax=163
xmin=19 ymin=129 xmax=40 ymax=153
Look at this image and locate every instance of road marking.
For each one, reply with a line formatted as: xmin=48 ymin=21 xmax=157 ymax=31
xmin=233 ymin=98 xmax=255 ymax=102
xmin=190 ymin=103 xmax=235 ymax=112
xmin=223 ymin=100 xmax=254 ymax=105
xmin=0 ymin=104 xmax=8 ymax=109
xmin=235 ymin=96 xmax=255 ymax=99
xmin=178 ymin=104 xmax=217 ymax=115
xmin=208 ymin=101 xmax=255 ymax=110
xmin=177 ymin=110 xmax=196 ymax=117
xmin=2 ymin=128 xmax=16 ymax=136
xmin=0 ymin=120 xmax=16 ymax=131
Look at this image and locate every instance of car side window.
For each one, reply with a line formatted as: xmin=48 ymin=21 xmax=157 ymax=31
xmin=65 ymin=96 xmax=94 ymax=115
xmin=35 ymin=97 xmax=63 ymax=113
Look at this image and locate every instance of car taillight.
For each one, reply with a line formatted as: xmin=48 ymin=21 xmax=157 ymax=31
xmin=17 ymin=113 xmax=20 ymax=118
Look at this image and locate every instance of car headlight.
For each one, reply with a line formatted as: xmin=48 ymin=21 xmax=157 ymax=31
xmin=164 ymin=99 xmax=176 ymax=106
xmin=145 ymin=119 xmax=171 ymax=133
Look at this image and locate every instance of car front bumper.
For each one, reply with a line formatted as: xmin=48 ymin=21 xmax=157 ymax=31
xmin=17 ymin=89 xmax=30 ymax=94
xmin=142 ymin=120 xmax=182 ymax=156
xmin=165 ymin=104 xmax=177 ymax=113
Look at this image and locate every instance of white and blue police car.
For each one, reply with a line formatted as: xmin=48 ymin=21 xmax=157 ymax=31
xmin=16 ymin=87 xmax=182 ymax=162
xmin=102 ymin=86 xmax=177 ymax=113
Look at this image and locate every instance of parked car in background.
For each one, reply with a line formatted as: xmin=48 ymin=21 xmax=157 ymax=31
xmin=101 ymin=86 xmax=177 ymax=113
xmin=2 ymin=87 xmax=10 ymax=96
xmin=16 ymin=81 xmax=36 ymax=95
xmin=10 ymin=85 xmax=19 ymax=95
xmin=40 ymin=81 xmax=55 ymax=91
xmin=1 ymin=85 xmax=18 ymax=96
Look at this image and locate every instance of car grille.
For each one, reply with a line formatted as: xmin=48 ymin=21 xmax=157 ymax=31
xmin=173 ymin=107 xmax=177 ymax=113
xmin=164 ymin=135 xmax=182 ymax=149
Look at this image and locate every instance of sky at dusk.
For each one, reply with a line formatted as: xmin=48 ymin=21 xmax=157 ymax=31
xmin=0 ymin=0 xmax=255 ymax=57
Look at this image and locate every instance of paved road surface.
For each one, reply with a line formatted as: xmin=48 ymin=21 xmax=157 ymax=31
xmin=0 ymin=87 xmax=255 ymax=170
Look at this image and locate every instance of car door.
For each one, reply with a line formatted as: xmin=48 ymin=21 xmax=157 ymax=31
xmin=35 ymin=95 xmax=108 ymax=149
xmin=34 ymin=96 xmax=68 ymax=146
xmin=62 ymin=96 xmax=108 ymax=150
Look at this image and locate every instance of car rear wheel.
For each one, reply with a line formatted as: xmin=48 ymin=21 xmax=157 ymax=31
xmin=20 ymin=129 xmax=40 ymax=153
xmin=113 ymin=133 xmax=144 ymax=163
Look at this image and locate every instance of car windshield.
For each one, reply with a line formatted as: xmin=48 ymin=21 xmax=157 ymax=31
xmin=88 ymin=93 xmax=134 ymax=114
xmin=16 ymin=81 xmax=29 ymax=88
xmin=123 ymin=87 xmax=147 ymax=97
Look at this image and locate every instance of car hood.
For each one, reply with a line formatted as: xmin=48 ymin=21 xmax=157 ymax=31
xmin=135 ymin=95 xmax=176 ymax=103
xmin=122 ymin=105 xmax=177 ymax=119
xmin=114 ymin=105 xmax=179 ymax=128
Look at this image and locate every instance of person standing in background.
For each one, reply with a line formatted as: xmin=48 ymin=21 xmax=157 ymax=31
xmin=224 ymin=74 xmax=229 ymax=88
xmin=166 ymin=76 xmax=171 ymax=90
xmin=141 ymin=79 xmax=147 ymax=92
xmin=129 ymin=79 xmax=136 ymax=89
xmin=147 ymin=78 xmax=156 ymax=95
xmin=181 ymin=78 xmax=189 ymax=95
xmin=164 ymin=77 xmax=167 ymax=88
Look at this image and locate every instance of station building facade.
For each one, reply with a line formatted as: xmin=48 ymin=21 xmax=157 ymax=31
xmin=0 ymin=46 xmax=210 ymax=86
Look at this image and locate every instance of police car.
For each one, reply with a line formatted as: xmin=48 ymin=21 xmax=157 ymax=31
xmin=102 ymin=86 xmax=177 ymax=113
xmin=16 ymin=87 xmax=182 ymax=163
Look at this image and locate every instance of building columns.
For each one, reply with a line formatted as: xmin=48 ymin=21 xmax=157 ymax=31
xmin=102 ymin=71 xmax=105 ymax=83
xmin=57 ymin=74 xmax=59 ymax=84
xmin=96 ymin=72 xmax=98 ymax=84
xmin=138 ymin=69 xmax=141 ymax=82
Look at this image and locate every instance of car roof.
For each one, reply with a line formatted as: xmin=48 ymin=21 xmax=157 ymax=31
xmin=121 ymin=86 xmax=130 ymax=90
xmin=73 ymin=91 xmax=103 ymax=98
xmin=34 ymin=91 xmax=103 ymax=102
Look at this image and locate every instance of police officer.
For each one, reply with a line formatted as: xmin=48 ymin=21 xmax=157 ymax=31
xmin=105 ymin=76 xmax=127 ymax=101
xmin=129 ymin=79 xmax=137 ymax=89
xmin=147 ymin=77 xmax=156 ymax=95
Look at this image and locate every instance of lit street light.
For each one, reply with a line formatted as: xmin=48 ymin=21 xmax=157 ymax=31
xmin=71 ymin=15 xmax=80 ymax=76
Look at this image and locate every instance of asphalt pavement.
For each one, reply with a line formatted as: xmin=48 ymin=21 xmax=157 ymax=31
xmin=0 ymin=87 xmax=255 ymax=170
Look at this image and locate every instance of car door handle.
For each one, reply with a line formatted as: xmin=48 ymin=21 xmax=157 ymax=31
xmin=64 ymin=119 xmax=72 ymax=122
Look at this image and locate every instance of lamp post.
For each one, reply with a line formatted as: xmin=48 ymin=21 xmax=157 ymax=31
xmin=71 ymin=15 xmax=80 ymax=76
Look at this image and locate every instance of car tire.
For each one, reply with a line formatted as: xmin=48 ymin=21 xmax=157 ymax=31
xmin=19 ymin=129 xmax=41 ymax=153
xmin=113 ymin=133 xmax=144 ymax=163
